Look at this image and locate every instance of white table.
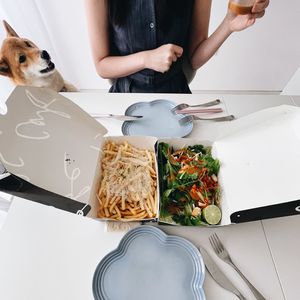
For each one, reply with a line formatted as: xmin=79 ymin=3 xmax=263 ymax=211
xmin=0 ymin=92 xmax=300 ymax=300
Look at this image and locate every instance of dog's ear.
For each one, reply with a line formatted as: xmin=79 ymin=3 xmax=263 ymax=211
xmin=3 ymin=20 xmax=19 ymax=38
xmin=0 ymin=59 xmax=11 ymax=77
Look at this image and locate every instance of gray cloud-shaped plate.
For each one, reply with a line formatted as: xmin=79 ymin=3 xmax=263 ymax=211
xmin=122 ymin=99 xmax=193 ymax=138
xmin=93 ymin=226 xmax=206 ymax=300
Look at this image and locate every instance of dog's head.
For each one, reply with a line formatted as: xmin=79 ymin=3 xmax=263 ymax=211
xmin=0 ymin=21 xmax=56 ymax=85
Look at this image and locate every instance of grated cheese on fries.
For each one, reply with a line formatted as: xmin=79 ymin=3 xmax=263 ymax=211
xmin=97 ymin=140 xmax=157 ymax=220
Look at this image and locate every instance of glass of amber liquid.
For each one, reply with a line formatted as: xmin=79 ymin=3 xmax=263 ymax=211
xmin=228 ymin=0 xmax=255 ymax=15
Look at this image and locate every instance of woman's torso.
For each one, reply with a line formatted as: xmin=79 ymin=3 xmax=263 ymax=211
xmin=109 ymin=0 xmax=195 ymax=93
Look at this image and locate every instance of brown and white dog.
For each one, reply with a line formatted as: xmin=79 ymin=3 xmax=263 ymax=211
xmin=0 ymin=20 xmax=77 ymax=92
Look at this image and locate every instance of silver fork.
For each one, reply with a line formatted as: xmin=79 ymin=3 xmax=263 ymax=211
xmin=179 ymin=114 xmax=235 ymax=125
xmin=171 ymin=99 xmax=221 ymax=113
xmin=209 ymin=233 xmax=266 ymax=300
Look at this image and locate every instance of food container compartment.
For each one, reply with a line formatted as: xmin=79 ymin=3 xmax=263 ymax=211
xmin=156 ymin=138 xmax=225 ymax=226
xmin=94 ymin=136 xmax=159 ymax=222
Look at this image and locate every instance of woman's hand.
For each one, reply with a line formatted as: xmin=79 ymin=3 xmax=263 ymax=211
xmin=226 ymin=0 xmax=269 ymax=32
xmin=144 ymin=44 xmax=183 ymax=73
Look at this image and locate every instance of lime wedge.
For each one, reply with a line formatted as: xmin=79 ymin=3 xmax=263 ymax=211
xmin=202 ymin=205 xmax=221 ymax=225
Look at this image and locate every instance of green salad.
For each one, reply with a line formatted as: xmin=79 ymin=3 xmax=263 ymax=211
xmin=158 ymin=142 xmax=221 ymax=226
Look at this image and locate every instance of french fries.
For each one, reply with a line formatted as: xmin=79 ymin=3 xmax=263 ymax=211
xmin=97 ymin=140 xmax=157 ymax=220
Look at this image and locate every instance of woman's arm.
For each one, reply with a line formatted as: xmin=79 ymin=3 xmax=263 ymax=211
xmin=189 ymin=0 xmax=269 ymax=70
xmin=189 ymin=0 xmax=231 ymax=70
xmin=85 ymin=0 xmax=183 ymax=79
xmin=85 ymin=0 xmax=144 ymax=78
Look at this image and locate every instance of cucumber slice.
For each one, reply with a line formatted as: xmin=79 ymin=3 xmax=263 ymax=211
xmin=202 ymin=205 xmax=221 ymax=225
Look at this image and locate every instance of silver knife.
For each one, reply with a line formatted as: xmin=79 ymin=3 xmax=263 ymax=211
xmin=199 ymin=246 xmax=247 ymax=300
xmin=90 ymin=113 xmax=143 ymax=121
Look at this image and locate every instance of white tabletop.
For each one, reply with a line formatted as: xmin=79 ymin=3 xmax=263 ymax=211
xmin=0 ymin=92 xmax=299 ymax=300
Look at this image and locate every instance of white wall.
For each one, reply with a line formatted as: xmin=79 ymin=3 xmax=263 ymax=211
xmin=0 ymin=0 xmax=299 ymax=104
xmin=190 ymin=0 xmax=300 ymax=91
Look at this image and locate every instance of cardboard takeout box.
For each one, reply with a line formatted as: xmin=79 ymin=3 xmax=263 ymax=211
xmin=0 ymin=86 xmax=300 ymax=224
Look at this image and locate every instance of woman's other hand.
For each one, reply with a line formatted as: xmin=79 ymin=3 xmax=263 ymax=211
xmin=226 ymin=0 xmax=269 ymax=32
xmin=144 ymin=44 xmax=183 ymax=73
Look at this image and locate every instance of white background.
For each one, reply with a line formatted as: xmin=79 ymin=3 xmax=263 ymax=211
xmin=0 ymin=0 xmax=299 ymax=104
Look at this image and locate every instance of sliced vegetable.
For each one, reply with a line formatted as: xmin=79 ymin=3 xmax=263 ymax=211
xmin=202 ymin=205 xmax=222 ymax=225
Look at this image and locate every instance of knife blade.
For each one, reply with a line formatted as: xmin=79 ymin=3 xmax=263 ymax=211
xmin=91 ymin=114 xmax=143 ymax=121
xmin=199 ymin=246 xmax=246 ymax=300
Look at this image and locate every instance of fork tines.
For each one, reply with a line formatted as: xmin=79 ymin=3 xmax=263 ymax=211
xmin=179 ymin=115 xmax=194 ymax=126
xmin=209 ymin=233 xmax=225 ymax=255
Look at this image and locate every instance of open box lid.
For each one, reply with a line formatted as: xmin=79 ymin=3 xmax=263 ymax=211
xmin=213 ymin=105 xmax=300 ymax=223
xmin=0 ymin=86 xmax=107 ymax=214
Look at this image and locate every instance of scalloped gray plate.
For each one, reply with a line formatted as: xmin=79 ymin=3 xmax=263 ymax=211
xmin=122 ymin=99 xmax=193 ymax=138
xmin=93 ymin=226 xmax=206 ymax=300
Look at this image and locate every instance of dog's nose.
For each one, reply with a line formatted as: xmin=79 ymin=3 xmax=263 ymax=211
xmin=41 ymin=50 xmax=50 ymax=61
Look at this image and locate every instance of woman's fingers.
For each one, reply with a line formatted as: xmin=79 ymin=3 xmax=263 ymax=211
xmin=251 ymin=0 xmax=268 ymax=20
xmin=252 ymin=0 xmax=269 ymax=13
xmin=254 ymin=10 xmax=265 ymax=18
xmin=172 ymin=53 xmax=178 ymax=62
xmin=246 ymin=15 xmax=256 ymax=26
xmin=172 ymin=45 xmax=183 ymax=57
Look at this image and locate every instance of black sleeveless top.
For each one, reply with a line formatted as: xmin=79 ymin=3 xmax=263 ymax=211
xmin=109 ymin=0 xmax=194 ymax=93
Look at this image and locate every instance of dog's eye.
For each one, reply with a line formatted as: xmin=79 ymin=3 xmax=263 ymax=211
xmin=19 ymin=55 xmax=26 ymax=64
xmin=25 ymin=41 xmax=32 ymax=48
